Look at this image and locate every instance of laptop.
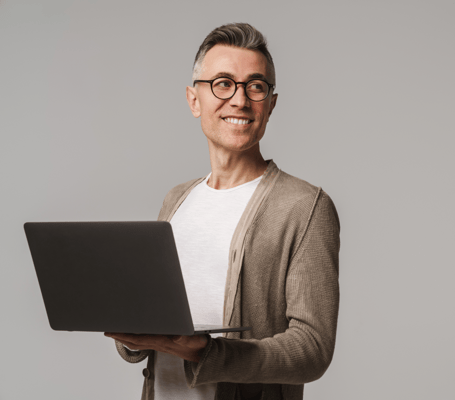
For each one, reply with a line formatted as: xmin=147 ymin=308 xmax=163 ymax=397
xmin=24 ymin=221 xmax=250 ymax=336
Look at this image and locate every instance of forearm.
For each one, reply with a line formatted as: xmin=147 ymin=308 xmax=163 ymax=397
xmin=184 ymin=320 xmax=334 ymax=387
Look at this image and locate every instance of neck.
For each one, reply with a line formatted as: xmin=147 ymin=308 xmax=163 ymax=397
xmin=206 ymin=144 xmax=268 ymax=190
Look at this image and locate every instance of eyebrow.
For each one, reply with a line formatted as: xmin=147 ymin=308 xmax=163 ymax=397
xmin=210 ymin=72 xmax=268 ymax=81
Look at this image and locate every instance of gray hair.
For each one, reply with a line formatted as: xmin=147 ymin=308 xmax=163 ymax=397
xmin=192 ymin=23 xmax=276 ymax=85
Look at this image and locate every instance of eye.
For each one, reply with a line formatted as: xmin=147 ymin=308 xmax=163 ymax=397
xmin=247 ymin=80 xmax=267 ymax=93
xmin=213 ymin=78 xmax=234 ymax=90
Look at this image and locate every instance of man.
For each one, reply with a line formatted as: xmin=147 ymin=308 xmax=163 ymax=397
xmin=105 ymin=23 xmax=340 ymax=400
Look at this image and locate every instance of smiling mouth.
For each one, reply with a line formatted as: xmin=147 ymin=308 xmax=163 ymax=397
xmin=222 ymin=117 xmax=253 ymax=125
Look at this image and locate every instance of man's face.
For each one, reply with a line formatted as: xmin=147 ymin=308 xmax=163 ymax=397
xmin=187 ymin=45 xmax=278 ymax=153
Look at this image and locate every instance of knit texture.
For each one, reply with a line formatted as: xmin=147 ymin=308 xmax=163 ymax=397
xmin=114 ymin=160 xmax=340 ymax=400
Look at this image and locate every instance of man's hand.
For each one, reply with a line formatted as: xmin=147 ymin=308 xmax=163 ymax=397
xmin=104 ymin=332 xmax=208 ymax=363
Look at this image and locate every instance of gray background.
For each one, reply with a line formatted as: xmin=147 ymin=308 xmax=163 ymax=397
xmin=1 ymin=0 xmax=454 ymax=399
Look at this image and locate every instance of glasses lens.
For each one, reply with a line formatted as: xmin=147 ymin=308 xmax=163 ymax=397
xmin=246 ymin=80 xmax=269 ymax=101
xmin=212 ymin=78 xmax=236 ymax=99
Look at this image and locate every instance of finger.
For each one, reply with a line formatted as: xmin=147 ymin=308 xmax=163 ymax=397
xmin=172 ymin=335 xmax=183 ymax=343
xmin=115 ymin=338 xmax=144 ymax=351
xmin=106 ymin=333 xmax=146 ymax=348
xmin=116 ymin=335 xmax=170 ymax=352
xmin=106 ymin=333 xmax=142 ymax=344
xmin=172 ymin=335 xmax=207 ymax=348
xmin=105 ymin=332 xmax=130 ymax=340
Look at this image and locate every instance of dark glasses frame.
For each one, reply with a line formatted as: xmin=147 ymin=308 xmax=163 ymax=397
xmin=193 ymin=77 xmax=275 ymax=102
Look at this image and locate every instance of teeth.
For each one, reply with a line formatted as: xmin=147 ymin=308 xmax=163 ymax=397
xmin=224 ymin=118 xmax=251 ymax=125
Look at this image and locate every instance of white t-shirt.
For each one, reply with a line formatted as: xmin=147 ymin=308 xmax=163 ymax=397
xmin=153 ymin=171 xmax=263 ymax=400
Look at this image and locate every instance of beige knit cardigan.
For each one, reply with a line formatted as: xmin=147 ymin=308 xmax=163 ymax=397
xmin=115 ymin=159 xmax=340 ymax=400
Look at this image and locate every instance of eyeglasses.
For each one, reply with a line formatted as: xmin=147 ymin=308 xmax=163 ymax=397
xmin=193 ymin=77 xmax=275 ymax=102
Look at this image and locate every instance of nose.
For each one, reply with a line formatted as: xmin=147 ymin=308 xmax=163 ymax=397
xmin=228 ymin=83 xmax=250 ymax=108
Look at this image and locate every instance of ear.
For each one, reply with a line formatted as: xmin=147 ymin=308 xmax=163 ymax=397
xmin=186 ymin=86 xmax=201 ymax=118
xmin=267 ymin=93 xmax=278 ymax=121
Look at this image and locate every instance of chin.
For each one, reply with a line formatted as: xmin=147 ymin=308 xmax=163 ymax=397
xmin=223 ymin=138 xmax=259 ymax=152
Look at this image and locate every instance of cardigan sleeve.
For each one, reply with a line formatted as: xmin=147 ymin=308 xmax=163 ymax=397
xmin=114 ymin=339 xmax=152 ymax=364
xmin=183 ymin=191 xmax=340 ymax=386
